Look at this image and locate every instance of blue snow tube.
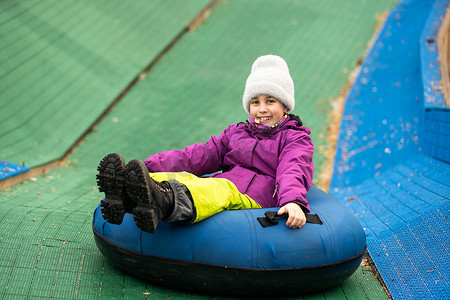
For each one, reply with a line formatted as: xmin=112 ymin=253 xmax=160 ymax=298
xmin=93 ymin=186 xmax=366 ymax=297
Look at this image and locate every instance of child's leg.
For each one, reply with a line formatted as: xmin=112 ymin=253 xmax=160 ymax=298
xmin=149 ymin=172 xmax=261 ymax=223
xmin=125 ymin=160 xmax=176 ymax=233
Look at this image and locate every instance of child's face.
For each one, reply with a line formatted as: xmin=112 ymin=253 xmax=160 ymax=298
xmin=249 ymin=95 xmax=287 ymax=126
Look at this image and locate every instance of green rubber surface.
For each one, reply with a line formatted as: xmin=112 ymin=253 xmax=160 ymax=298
xmin=0 ymin=0 xmax=397 ymax=299
xmin=71 ymin=0 xmax=397 ymax=181
xmin=0 ymin=0 xmax=209 ymax=168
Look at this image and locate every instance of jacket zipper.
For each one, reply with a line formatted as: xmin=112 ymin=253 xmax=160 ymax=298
xmin=272 ymin=183 xmax=279 ymax=198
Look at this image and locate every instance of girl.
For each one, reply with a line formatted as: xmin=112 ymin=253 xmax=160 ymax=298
xmin=96 ymin=55 xmax=314 ymax=233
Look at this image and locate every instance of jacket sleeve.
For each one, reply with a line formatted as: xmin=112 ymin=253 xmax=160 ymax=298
xmin=144 ymin=125 xmax=234 ymax=176
xmin=276 ymin=128 xmax=314 ymax=212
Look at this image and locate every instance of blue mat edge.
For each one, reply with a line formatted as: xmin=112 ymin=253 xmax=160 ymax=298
xmin=0 ymin=159 xmax=30 ymax=181
xmin=420 ymin=0 xmax=448 ymax=109
xmin=329 ymin=0 xmax=450 ymax=298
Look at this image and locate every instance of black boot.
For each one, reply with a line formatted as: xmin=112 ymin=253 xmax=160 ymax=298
xmin=96 ymin=153 xmax=136 ymax=224
xmin=125 ymin=159 xmax=175 ymax=233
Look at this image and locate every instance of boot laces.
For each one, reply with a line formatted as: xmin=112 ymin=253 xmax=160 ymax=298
xmin=156 ymin=182 xmax=171 ymax=193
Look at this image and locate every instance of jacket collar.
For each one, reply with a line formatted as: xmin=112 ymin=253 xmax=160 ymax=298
xmin=245 ymin=114 xmax=305 ymax=137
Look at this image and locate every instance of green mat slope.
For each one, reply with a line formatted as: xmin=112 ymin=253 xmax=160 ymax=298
xmin=71 ymin=0 xmax=397 ymax=182
xmin=0 ymin=0 xmax=209 ymax=168
xmin=0 ymin=0 xmax=396 ymax=299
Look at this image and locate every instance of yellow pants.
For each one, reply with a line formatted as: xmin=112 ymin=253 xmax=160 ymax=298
xmin=149 ymin=172 xmax=261 ymax=223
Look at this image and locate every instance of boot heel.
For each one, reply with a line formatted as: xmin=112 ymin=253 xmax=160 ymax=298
xmin=101 ymin=199 xmax=125 ymax=225
xmin=133 ymin=207 xmax=158 ymax=233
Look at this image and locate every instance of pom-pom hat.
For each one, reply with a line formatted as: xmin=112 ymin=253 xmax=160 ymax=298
xmin=243 ymin=55 xmax=295 ymax=113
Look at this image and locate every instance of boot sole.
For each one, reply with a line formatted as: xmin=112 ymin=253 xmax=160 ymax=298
xmin=126 ymin=160 xmax=159 ymax=233
xmin=97 ymin=153 xmax=126 ymax=225
xmin=133 ymin=207 xmax=158 ymax=233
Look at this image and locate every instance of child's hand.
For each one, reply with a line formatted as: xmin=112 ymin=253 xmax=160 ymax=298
xmin=278 ymin=202 xmax=306 ymax=229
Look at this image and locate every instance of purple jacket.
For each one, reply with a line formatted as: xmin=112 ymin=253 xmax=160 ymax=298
xmin=144 ymin=115 xmax=314 ymax=212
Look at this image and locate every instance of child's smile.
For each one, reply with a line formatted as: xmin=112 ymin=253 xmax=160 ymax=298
xmin=256 ymin=116 xmax=276 ymax=126
xmin=257 ymin=116 xmax=272 ymax=122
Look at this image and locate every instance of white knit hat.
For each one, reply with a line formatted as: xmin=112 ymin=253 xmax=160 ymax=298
xmin=242 ymin=55 xmax=295 ymax=113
